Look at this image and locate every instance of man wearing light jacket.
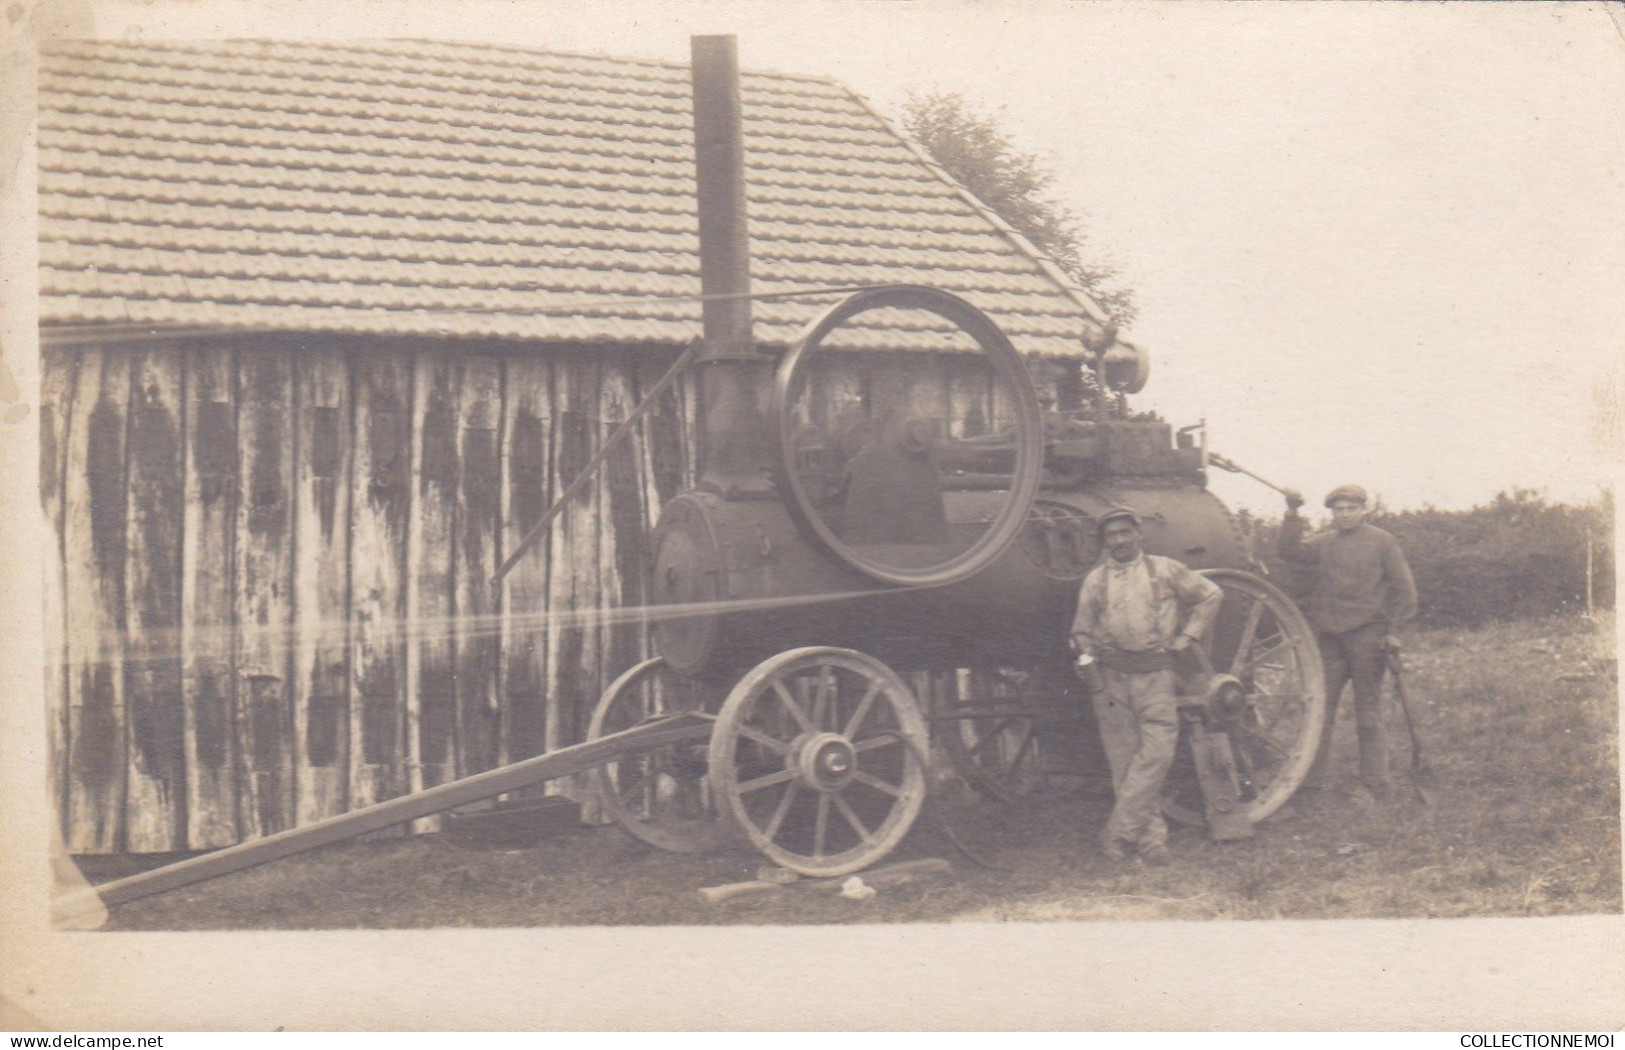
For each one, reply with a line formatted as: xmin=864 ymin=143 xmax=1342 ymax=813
xmin=1070 ymin=506 xmax=1223 ymax=865
xmin=1279 ymin=484 xmax=1419 ymax=803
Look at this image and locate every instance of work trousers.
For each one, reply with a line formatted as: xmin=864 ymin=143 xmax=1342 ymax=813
xmin=1307 ymin=622 xmax=1389 ymax=790
xmin=1092 ymin=667 xmax=1179 ymax=849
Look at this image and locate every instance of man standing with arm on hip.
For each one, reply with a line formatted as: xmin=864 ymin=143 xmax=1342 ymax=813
xmin=1278 ymin=484 xmax=1419 ymax=804
xmin=1071 ymin=506 xmax=1224 ymax=865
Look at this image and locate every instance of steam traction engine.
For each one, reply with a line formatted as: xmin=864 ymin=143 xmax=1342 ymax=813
xmin=60 ymin=36 xmax=1329 ymax=920
xmin=577 ymin=38 xmax=1328 ymax=877
xmin=587 ymin=281 xmax=1326 ymax=875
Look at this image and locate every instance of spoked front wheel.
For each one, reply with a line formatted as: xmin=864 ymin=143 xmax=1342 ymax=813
xmin=1162 ymin=569 xmax=1327 ymax=826
xmin=708 ymin=647 xmax=930 ymax=877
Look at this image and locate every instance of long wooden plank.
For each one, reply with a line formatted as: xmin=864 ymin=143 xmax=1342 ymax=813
xmin=408 ymin=352 xmax=460 ymax=829
xmin=235 ymin=347 xmax=296 ymax=837
xmin=182 ymin=350 xmax=239 ymax=847
xmin=631 ymin=359 xmax=664 ymax=639
xmin=291 ymin=350 xmax=352 ymax=826
xmin=455 ymin=354 xmax=503 ymax=775
xmin=123 ymin=348 xmax=188 ymax=852
xmin=598 ymin=356 xmax=642 ymax=713
xmin=990 ymin=354 xmax=1018 ymax=435
xmin=349 ymin=350 xmax=412 ymax=811
xmin=62 ymin=350 xmax=131 ymax=852
xmin=501 ymin=354 xmax=552 ymax=763
xmin=39 ymin=348 xmax=80 ymax=845
xmin=680 ymin=364 xmax=703 ymax=489
xmin=57 ymin=713 xmax=713 ymax=918
xmin=546 ymin=350 xmax=600 ymax=767
xmin=586 ymin=354 xmax=645 ymax=818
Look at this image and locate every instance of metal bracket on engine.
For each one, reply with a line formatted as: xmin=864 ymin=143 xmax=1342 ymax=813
xmin=1184 ymin=717 xmax=1255 ymax=842
xmin=1180 ymin=672 xmax=1256 ymax=842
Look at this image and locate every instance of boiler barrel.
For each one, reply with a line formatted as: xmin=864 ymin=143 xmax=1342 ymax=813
xmin=648 ymin=484 xmax=1249 ymax=679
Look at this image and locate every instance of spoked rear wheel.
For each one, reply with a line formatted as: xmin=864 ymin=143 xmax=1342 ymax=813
xmin=708 ymin=647 xmax=930 ymax=877
xmin=588 ymin=657 xmax=731 ymax=853
xmin=1162 ymin=569 xmax=1327 ymax=826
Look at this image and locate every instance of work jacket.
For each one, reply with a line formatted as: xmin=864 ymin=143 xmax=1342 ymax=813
xmin=1278 ymin=515 xmax=1418 ymax=635
xmin=1070 ymin=553 xmax=1223 ymax=662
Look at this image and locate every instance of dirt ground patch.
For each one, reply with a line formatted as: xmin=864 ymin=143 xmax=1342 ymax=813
xmin=81 ymin=614 xmax=1620 ymax=929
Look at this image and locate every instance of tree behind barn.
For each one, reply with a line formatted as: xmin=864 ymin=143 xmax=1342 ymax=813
xmin=902 ymin=91 xmax=1136 ymax=326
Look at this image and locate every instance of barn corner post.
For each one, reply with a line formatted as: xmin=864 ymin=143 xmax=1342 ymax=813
xmin=689 ymin=34 xmax=772 ymax=498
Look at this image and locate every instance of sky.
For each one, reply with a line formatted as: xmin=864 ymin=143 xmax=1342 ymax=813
xmin=54 ymin=0 xmax=1625 ymax=513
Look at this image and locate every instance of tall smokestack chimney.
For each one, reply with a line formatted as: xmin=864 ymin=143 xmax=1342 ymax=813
xmin=689 ymin=34 xmax=771 ymax=495
xmin=691 ymin=34 xmax=753 ymax=355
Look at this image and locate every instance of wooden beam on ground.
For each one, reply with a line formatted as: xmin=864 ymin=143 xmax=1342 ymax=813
xmin=56 ymin=712 xmax=714 ymax=921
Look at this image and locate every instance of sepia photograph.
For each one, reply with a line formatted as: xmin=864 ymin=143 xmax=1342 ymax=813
xmin=2 ymin=0 xmax=1622 ymax=1031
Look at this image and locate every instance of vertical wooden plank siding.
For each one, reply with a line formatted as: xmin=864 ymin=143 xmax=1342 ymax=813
xmin=182 ymin=350 xmax=239 ymax=847
xmin=291 ymin=350 xmax=352 ymax=825
xmin=545 ymin=351 xmax=600 ymax=768
xmin=946 ymin=355 xmax=993 ymax=439
xmin=409 ymin=353 xmax=460 ymax=828
xmin=456 ymin=355 xmax=503 ymax=775
xmin=123 ymin=349 xmax=188 ymax=852
xmin=234 ymin=348 xmax=296 ymax=837
xmin=39 ymin=349 xmax=80 ymax=842
xmin=576 ymin=355 xmax=635 ymax=822
xmin=634 ymin=350 xmax=684 ymax=528
xmin=866 ymin=351 xmax=917 ymax=420
xmin=52 ymin=338 xmax=723 ymax=851
xmin=868 ymin=352 xmax=951 ymax=437
xmin=917 ymin=353 xmax=953 ymax=424
xmin=813 ymin=356 xmax=867 ymax=434
xmin=62 ymin=349 xmax=130 ymax=852
xmin=989 ymin=353 xmax=1017 ymax=435
xmin=349 ymin=351 xmax=412 ymax=811
xmin=680 ymin=368 xmax=703 ymax=489
xmin=501 ymin=354 xmax=552 ymax=764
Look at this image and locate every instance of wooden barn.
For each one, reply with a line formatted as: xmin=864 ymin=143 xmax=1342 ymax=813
xmin=36 ymin=38 xmax=1110 ymax=854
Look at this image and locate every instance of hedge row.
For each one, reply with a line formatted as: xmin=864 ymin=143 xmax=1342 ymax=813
xmin=1236 ymin=489 xmax=1614 ymax=628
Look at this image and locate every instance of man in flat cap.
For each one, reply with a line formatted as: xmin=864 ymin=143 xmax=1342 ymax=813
xmin=1070 ymin=506 xmax=1223 ymax=864
xmin=1280 ymin=484 xmax=1419 ymax=803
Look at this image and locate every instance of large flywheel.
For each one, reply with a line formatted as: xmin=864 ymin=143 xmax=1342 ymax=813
xmin=771 ymin=285 xmax=1044 ymax=587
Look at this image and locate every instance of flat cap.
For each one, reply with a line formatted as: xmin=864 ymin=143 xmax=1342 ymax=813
xmin=1096 ymin=505 xmax=1142 ymax=533
xmin=1324 ymin=484 xmax=1369 ymax=508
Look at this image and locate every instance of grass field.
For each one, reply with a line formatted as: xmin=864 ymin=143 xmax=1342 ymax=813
xmin=83 ymin=613 xmax=1620 ymax=929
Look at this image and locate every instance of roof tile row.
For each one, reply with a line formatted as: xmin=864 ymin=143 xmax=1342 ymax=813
xmin=38 ymin=59 xmax=883 ymax=141
xmin=41 ymin=149 xmax=955 ymax=213
xmin=47 ymin=38 xmax=847 ymax=105
xmin=39 ymin=193 xmax=1036 ymax=258
xmin=39 ymin=135 xmax=939 ymax=196
xmin=42 ymin=241 xmax=1064 ymax=300
xmin=40 ymin=216 xmax=1041 ymax=274
xmin=38 ymin=39 xmax=1101 ymax=357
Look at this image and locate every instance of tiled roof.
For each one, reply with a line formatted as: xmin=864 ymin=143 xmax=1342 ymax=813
xmin=37 ymin=39 xmax=1107 ymax=355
